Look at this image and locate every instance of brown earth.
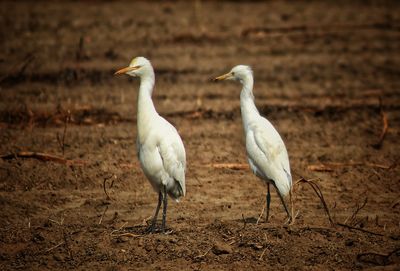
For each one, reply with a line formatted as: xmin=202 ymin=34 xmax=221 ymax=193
xmin=1 ymin=0 xmax=400 ymax=270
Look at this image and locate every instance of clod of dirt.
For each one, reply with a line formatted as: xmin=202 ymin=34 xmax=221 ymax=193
xmin=390 ymin=234 xmax=400 ymax=241
xmin=53 ymin=253 xmax=65 ymax=262
xmin=250 ymin=243 xmax=264 ymax=250
xmin=31 ymin=232 xmax=45 ymax=243
xmin=212 ymin=241 xmax=233 ymax=255
xmin=345 ymin=239 xmax=355 ymax=247
xmin=112 ymin=236 xmax=130 ymax=243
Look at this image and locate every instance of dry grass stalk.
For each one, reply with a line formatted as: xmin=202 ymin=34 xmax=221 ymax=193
xmin=256 ymin=204 xmax=265 ymax=225
xmin=295 ymin=178 xmax=335 ymax=226
xmin=195 ymin=247 xmax=212 ymax=259
xmin=103 ymin=175 xmax=115 ymax=200
xmin=44 ymin=242 xmax=65 ymax=253
xmin=98 ymin=205 xmax=109 ymax=225
xmin=57 ymin=110 xmax=71 ymax=156
xmin=259 ymin=248 xmax=268 ymax=261
xmin=288 ymin=189 xmax=299 ymax=225
xmin=344 ymin=197 xmax=368 ymax=226
xmin=372 ymin=97 xmax=389 ymax=149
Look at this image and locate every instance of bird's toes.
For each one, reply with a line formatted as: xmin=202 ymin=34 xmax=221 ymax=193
xmin=144 ymin=225 xmax=174 ymax=235
xmin=162 ymin=229 xmax=174 ymax=235
xmin=144 ymin=225 xmax=157 ymax=234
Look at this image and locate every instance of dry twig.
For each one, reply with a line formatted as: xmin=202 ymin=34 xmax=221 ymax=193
xmin=103 ymin=175 xmax=115 ymax=200
xmin=62 ymin=229 xmax=73 ymax=259
xmin=256 ymin=204 xmax=265 ymax=225
xmin=307 ymin=161 xmax=391 ymax=172
xmin=48 ymin=217 xmax=64 ymax=226
xmin=98 ymin=205 xmax=109 ymax=225
xmin=344 ymin=197 xmax=368 ymax=226
xmin=110 ymin=222 xmax=128 ymax=236
xmin=372 ymin=97 xmax=389 ymax=149
xmin=111 ymin=232 xmax=143 ymax=238
xmin=259 ymin=248 xmax=268 ymax=261
xmin=195 ymin=247 xmax=212 ymax=259
xmin=44 ymin=242 xmax=65 ymax=253
xmin=76 ymin=36 xmax=86 ymax=62
xmin=295 ymin=178 xmax=335 ymax=226
xmin=337 ymin=222 xmax=383 ymax=236
xmin=0 ymin=54 xmax=35 ymax=83
xmin=57 ymin=110 xmax=71 ymax=156
xmin=288 ymin=189 xmax=297 ymax=225
xmin=210 ymin=163 xmax=249 ymax=170
xmin=241 ymin=214 xmax=247 ymax=230
xmin=0 ymin=151 xmax=87 ymax=166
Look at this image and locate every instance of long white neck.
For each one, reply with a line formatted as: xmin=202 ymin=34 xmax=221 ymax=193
xmin=240 ymin=75 xmax=259 ymax=130
xmin=137 ymin=70 xmax=158 ymax=141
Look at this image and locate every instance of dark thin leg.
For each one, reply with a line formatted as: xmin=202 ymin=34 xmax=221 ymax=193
xmin=276 ymin=188 xmax=292 ymax=223
xmin=161 ymin=185 xmax=168 ymax=233
xmin=147 ymin=192 xmax=163 ymax=233
xmin=266 ymin=183 xmax=271 ymax=222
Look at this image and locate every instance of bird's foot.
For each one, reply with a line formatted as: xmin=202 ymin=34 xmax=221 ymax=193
xmin=144 ymin=224 xmax=157 ymax=234
xmin=144 ymin=220 xmax=160 ymax=234
xmin=144 ymin=224 xmax=173 ymax=234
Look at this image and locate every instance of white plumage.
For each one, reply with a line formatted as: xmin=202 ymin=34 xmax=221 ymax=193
xmin=115 ymin=57 xmax=186 ymax=232
xmin=214 ymin=65 xmax=292 ymax=222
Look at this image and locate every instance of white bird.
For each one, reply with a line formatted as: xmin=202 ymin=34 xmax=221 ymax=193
xmin=115 ymin=57 xmax=186 ymax=233
xmin=214 ymin=65 xmax=292 ymax=223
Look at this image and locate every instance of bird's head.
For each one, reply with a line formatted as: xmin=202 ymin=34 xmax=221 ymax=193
xmin=114 ymin=56 xmax=153 ymax=78
xmin=213 ymin=65 xmax=253 ymax=84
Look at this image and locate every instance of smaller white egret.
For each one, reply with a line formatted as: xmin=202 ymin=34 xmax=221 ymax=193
xmin=214 ymin=65 xmax=292 ymax=223
xmin=115 ymin=57 xmax=186 ymax=233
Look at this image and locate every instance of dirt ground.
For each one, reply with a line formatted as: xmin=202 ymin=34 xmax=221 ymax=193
xmin=1 ymin=0 xmax=400 ymax=270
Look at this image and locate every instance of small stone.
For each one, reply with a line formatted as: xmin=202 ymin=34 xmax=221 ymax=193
xmin=31 ymin=232 xmax=45 ymax=243
xmin=212 ymin=241 xmax=232 ymax=255
xmin=345 ymin=239 xmax=354 ymax=247
xmin=53 ymin=253 xmax=64 ymax=262
xmin=251 ymin=243 xmax=263 ymax=250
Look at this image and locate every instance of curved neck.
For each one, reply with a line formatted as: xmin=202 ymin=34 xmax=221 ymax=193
xmin=138 ymin=69 xmax=155 ymax=97
xmin=137 ymin=72 xmax=157 ymax=139
xmin=240 ymin=75 xmax=259 ymax=127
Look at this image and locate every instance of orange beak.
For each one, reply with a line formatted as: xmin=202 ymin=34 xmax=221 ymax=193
xmin=213 ymin=72 xmax=233 ymax=82
xmin=114 ymin=65 xmax=141 ymax=75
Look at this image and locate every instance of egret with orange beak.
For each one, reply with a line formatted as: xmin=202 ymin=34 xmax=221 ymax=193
xmin=214 ymin=65 xmax=292 ymax=223
xmin=115 ymin=57 xmax=186 ymax=233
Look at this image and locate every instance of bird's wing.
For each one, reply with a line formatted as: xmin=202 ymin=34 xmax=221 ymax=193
xmin=248 ymin=118 xmax=292 ymax=192
xmin=157 ymin=120 xmax=186 ymax=196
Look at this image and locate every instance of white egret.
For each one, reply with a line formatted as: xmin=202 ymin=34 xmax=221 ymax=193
xmin=115 ymin=57 xmax=186 ymax=233
xmin=214 ymin=65 xmax=292 ymax=223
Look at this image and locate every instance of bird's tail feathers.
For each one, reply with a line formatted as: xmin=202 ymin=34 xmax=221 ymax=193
xmin=275 ymin=174 xmax=292 ymax=198
xmin=168 ymin=178 xmax=186 ymax=201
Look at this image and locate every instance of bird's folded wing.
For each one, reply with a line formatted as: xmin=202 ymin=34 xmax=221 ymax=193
xmin=253 ymin=125 xmax=292 ymax=181
xmin=157 ymin=139 xmax=186 ymax=196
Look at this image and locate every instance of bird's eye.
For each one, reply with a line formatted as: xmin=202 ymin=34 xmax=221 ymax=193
xmin=231 ymin=72 xmax=235 ymax=76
